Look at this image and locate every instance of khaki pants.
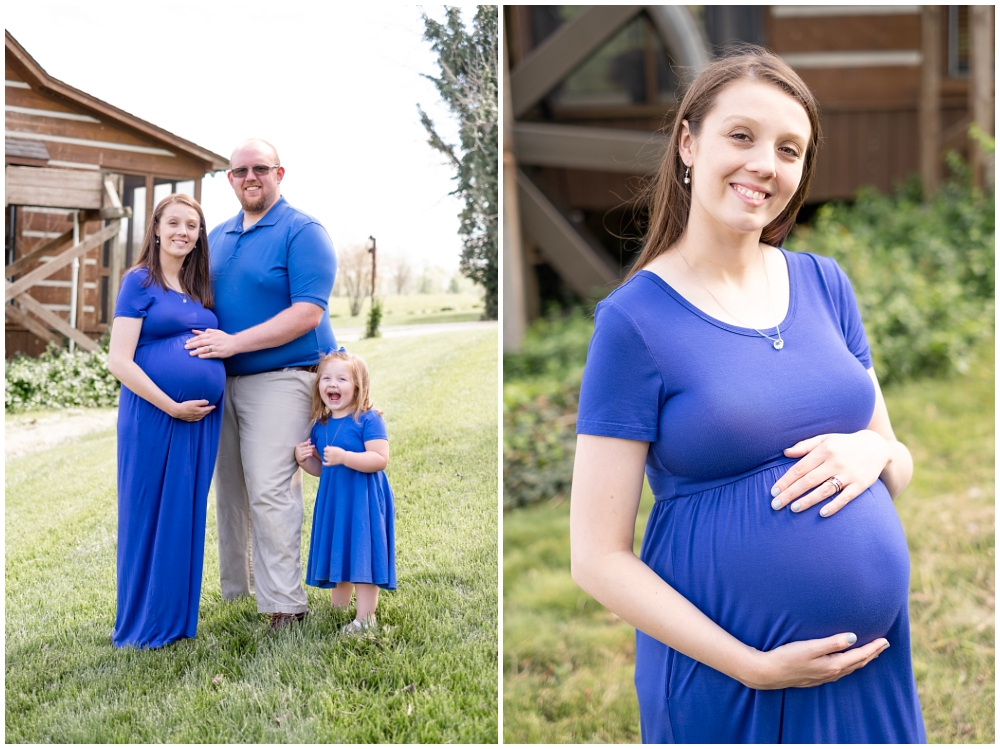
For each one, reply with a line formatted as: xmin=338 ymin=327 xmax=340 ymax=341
xmin=215 ymin=369 xmax=314 ymax=614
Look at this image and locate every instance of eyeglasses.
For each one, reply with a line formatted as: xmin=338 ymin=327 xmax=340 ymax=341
xmin=229 ymin=164 xmax=280 ymax=179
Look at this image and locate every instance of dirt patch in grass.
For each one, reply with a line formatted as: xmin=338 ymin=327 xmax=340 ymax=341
xmin=5 ymin=408 xmax=118 ymax=460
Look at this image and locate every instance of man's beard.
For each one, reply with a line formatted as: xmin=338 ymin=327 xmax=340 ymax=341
xmin=239 ymin=186 xmax=268 ymax=213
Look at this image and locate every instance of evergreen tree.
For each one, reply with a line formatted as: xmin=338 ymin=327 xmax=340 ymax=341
xmin=418 ymin=6 xmax=498 ymax=319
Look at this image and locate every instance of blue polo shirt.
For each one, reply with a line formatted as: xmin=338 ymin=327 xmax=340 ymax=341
xmin=208 ymin=196 xmax=337 ymax=375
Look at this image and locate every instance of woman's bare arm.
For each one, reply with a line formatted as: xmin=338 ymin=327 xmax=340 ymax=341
xmin=570 ymin=433 xmax=888 ymax=689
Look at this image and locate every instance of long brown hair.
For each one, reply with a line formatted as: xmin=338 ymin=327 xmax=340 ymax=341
xmin=133 ymin=193 xmax=213 ymax=308
xmin=627 ymin=44 xmax=821 ymax=280
xmin=310 ymin=350 xmax=381 ymax=424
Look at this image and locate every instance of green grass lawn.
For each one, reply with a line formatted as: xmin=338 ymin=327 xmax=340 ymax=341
xmin=6 ymin=329 xmax=498 ymax=743
xmin=328 ymin=293 xmax=485 ymax=328
xmin=503 ymin=339 xmax=994 ymax=744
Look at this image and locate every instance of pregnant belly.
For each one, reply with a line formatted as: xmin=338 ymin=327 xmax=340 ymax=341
xmin=135 ymin=335 xmax=226 ymax=404
xmin=642 ymin=464 xmax=911 ymax=650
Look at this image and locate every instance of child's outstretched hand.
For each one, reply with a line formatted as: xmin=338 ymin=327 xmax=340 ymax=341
xmin=323 ymin=445 xmax=348 ymax=466
xmin=295 ymin=440 xmax=316 ymax=465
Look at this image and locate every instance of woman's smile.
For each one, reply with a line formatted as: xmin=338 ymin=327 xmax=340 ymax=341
xmin=731 ymin=182 xmax=771 ymax=206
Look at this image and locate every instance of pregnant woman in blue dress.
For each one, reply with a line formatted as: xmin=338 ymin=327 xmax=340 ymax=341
xmin=570 ymin=48 xmax=925 ymax=743
xmin=108 ymin=194 xmax=226 ymax=648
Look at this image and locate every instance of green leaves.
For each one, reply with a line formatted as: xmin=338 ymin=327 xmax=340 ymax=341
xmin=5 ymin=342 xmax=120 ymax=412
xmin=503 ymin=312 xmax=593 ymax=510
xmin=786 ymin=165 xmax=994 ymax=385
xmin=419 ymin=6 xmax=499 ymax=320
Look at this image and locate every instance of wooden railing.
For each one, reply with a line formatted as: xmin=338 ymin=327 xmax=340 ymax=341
xmin=4 ymin=173 xmax=131 ymax=352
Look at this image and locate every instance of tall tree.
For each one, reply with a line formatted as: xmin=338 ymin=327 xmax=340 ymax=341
xmin=418 ymin=6 xmax=498 ymax=319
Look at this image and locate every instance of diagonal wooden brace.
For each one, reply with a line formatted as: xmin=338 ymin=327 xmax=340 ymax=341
xmin=4 ymin=301 xmax=61 ymax=345
xmin=5 ymin=220 xmax=120 ymax=302
xmin=5 ymin=228 xmax=74 ymax=279
xmin=12 ymin=292 xmax=99 ymax=352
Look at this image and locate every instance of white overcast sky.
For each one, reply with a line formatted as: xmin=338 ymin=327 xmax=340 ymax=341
xmin=5 ymin=2 xmax=475 ymax=272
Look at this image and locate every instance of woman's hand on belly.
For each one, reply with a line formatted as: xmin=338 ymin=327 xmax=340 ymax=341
xmin=743 ymin=632 xmax=890 ymax=690
xmin=769 ymin=430 xmax=890 ymax=517
xmin=170 ymin=399 xmax=216 ymax=422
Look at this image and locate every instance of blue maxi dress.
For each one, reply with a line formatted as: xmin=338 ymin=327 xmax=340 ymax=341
xmin=576 ymin=250 xmax=926 ymax=743
xmin=305 ymin=410 xmax=396 ymax=590
xmin=112 ymin=268 xmax=226 ymax=648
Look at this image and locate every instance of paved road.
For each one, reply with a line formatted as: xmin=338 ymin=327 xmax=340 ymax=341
xmin=335 ymin=319 xmax=497 ymax=342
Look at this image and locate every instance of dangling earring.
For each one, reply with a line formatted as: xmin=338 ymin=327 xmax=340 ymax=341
xmin=683 ymin=166 xmax=691 ymax=185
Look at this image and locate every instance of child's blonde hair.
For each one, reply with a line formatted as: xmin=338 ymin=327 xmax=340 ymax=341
xmin=310 ymin=350 xmax=379 ymax=424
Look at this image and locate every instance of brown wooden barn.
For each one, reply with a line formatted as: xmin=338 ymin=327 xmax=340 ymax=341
xmin=5 ymin=31 xmax=228 ymax=358
xmin=503 ymin=5 xmax=995 ymax=349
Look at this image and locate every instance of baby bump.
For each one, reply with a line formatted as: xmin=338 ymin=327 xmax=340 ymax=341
xmin=642 ymin=466 xmax=911 ymax=650
xmin=135 ymin=335 xmax=226 ymax=404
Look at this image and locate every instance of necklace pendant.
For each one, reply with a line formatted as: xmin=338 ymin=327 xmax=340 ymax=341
xmin=773 ymin=339 xmax=784 ymax=350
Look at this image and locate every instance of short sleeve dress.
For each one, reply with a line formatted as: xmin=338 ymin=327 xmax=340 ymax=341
xmin=576 ymin=249 xmax=926 ymax=743
xmin=305 ymin=410 xmax=397 ymax=590
xmin=112 ymin=268 xmax=226 ymax=648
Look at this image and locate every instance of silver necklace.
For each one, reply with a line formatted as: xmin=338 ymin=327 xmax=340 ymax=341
xmin=675 ymin=245 xmax=785 ymax=350
xmin=165 ymin=280 xmax=188 ymax=303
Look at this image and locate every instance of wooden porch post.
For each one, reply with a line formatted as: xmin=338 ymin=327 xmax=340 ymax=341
xmin=503 ymin=34 xmax=528 ymax=352
xmin=919 ymin=5 xmax=942 ymax=198
xmin=968 ymin=5 xmax=994 ymax=190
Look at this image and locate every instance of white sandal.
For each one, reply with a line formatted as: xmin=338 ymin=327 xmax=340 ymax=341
xmin=340 ymin=617 xmax=376 ymax=635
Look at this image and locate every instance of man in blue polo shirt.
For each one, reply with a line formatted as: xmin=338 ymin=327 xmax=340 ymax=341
xmin=186 ymin=138 xmax=336 ymax=630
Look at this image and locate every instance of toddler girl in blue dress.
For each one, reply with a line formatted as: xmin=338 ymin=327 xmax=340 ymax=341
xmin=295 ymin=349 xmax=396 ymax=633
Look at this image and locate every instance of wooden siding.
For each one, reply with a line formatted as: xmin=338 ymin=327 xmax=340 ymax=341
xmin=4 ymin=76 xmax=210 ymax=179
xmin=5 ymin=166 xmax=103 ymax=209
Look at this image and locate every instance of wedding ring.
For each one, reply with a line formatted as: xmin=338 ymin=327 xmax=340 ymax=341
xmin=826 ymin=476 xmax=844 ymax=494
xmin=208 ymin=345 xmax=213 ymax=353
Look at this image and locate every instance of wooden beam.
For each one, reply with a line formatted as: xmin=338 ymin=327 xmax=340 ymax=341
xmin=644 ymin=5 xmax=711 ymax=74
xmin=5 ymin=302 xmax=62 ymax=345
xmin=5 ymin=228 xmax=73 ymax=278
xmin=968 ymin=5 xmax=994 ymax=190
xmin=5 ymin=165 xmax=103 ymax=209
xmin=5 ymin=221 xmax=119 ymax=301
xmin=513 ymin=122 xmax=666 ymax=174
xmin=919 ymin=5 xmax=942 ymax=197
xmin=13 ymin=292 xmax=99 ymax=352
xmin=503 ymin=35 xmax=528 ymax=351
xmin=516 ymin=169 xmax=619 ymax=298
xmin=511 ymin=6 xmax=642 ymax=118
xmin=103 ymin=174 xmax=124 ymax=209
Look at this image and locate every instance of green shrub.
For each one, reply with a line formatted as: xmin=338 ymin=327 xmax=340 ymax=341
xmin=785 ymin=164 xmax=994 ymax=385
xmin=503 ymin=312 xmax=591 ymax=510
xmin=5 ymin=341 xmax=120 ymax=412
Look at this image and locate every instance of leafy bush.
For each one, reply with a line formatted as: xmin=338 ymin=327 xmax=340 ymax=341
xmin=785 ymin=163 xmax=994 ymax=385
xmin=5 ymin=341 xmax=120 ymax=412
xmin=503 ymin=312 xmax=591 ymax=510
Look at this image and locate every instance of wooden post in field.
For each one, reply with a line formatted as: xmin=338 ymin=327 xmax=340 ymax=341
xmin=968 ymin=5 xmax=994 ymax=190
xmin=503 ymin=33 xmax=528 ymax=352
xmin=919 ymin=5 xmax=942 ymax=198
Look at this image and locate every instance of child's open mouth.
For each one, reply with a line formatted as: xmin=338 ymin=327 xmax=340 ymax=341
xmin=327 ymin=390 xmax=341 ymax=404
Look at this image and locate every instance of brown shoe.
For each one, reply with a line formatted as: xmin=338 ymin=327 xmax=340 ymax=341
xmin=268 ymin=611 xmax=308 ymax=630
